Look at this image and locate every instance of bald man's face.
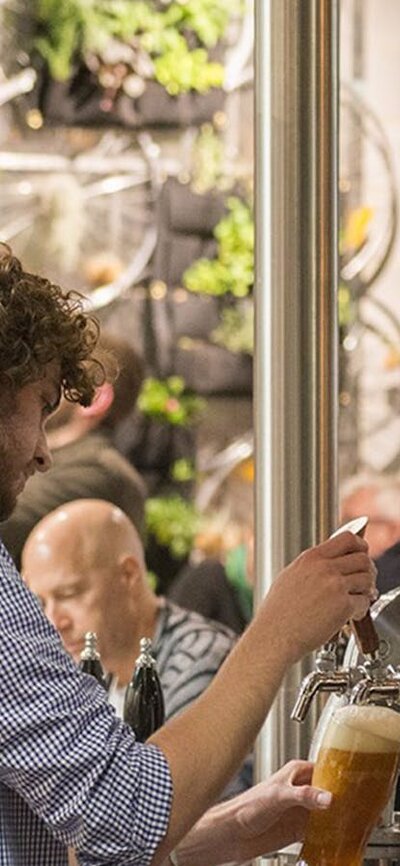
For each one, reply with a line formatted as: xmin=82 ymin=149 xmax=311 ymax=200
xmin=23 ymin=548 xmax=128 ymax=667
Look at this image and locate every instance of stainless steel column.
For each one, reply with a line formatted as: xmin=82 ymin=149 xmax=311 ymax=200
xmin=254 ymin=0 xmax=339 ymax=778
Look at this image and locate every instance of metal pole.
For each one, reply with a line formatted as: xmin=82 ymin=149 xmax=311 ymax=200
xmin=254 ymin=0 xmax=339 ymax=778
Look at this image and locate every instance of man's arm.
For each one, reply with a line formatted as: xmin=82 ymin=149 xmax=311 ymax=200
xmin=150 ymin=531 xmax=375 ymax=864
xmin=170 ymin=760 xmax=332 ymax=866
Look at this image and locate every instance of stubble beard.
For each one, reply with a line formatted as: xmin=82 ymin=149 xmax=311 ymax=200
xmin=0 ymin=424 xmax=19 ymax=522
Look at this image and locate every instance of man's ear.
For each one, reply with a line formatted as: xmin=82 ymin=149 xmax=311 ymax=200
xmin=119 ymin=554 xmax=141 ymax=591
xmin=77 ymin=381 xmax=114 ymax=420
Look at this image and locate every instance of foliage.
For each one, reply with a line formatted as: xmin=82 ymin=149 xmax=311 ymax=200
xmin=145 ymin=494 xmax=201 ymax=559
xmin=183 ymin=197 xmax=254 ymax=297
xmin=211 ymin=303 xmax=253 ymax=354
xmin=190 ymin=123 xmax=226 ymax=194
xmin=34 ymin=0 xmax=242 ymax=94
xmin=338 ymin=283 xmax=354 ymax=331
xmin=138 ymin=376 xmax=205 ymax=426
xmin=170 ymin=458 xmax=196 ymax=483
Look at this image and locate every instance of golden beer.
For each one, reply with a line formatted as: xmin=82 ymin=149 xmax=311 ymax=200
xmin=298 ymin=704 xmax=400 ymax=866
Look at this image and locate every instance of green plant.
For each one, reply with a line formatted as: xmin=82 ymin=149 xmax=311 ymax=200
xmin=34 ymin=0 xmax=242 ymax=94
xmin=183 ymin=197 xmax=254 ymax=297
xmin=211 ymin=303 xmax=254 ymax=354
xmin=138 ymin=376 xmax=205 ymax=426
xmin=338 ymin=283 xmax=354 ymax=331
xmin=190 ymin=123 xmax=226 ymax=193
xmin=145 ymin=495 xmax=201 ymax=559
xmin=170 ymin=458 xmax=196 ymax=483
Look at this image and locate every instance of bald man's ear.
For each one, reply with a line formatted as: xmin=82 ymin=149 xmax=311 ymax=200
xmin=77 ymin=381 xmax=114 ymax=421
xmin=118 ymin=554 xmax=142 ymax=591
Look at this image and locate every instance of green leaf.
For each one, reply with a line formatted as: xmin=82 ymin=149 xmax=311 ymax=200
xmin=145 ymin=495 xmax=201 ymax=559
xmin=138 ymin=377 xmax=205 ymax=426
xmin=183 ymin=197 xmax=254 ymax=298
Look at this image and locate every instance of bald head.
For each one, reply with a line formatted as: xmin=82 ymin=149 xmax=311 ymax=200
xmin=22 ymin=499 xmax=156 ymax=669
xmin=23 ymin=499 xmax=145 ymax=576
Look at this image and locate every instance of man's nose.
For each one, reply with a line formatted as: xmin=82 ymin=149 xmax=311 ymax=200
xmin=34 ymin=430 xmax=52 ymax=473
xmin=47 ymin=603 xmax=70 ymax=632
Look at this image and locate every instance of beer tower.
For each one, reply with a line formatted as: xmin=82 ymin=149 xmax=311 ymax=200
xmin=291 ymin=522 xmax=400 ymax=866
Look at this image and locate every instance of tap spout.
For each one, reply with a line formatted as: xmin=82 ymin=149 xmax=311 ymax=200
xmin=291 ymin=671 xmax=350 ymax=722
xmin=350 ymin=679 xmax=400 ymax=707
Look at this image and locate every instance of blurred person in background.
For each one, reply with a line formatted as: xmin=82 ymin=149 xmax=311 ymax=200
xmin=340 ymin=472 xmax=400 ymax=594
xmin=0 ymin=330 xmax=147 ymax=567
xmin=22 ymin=497 xmax=251 ymax=797
xmin=170 ymin=467 xmax=254 ymax=633
xmin=169 ymin=519 xmax=253 ymax=634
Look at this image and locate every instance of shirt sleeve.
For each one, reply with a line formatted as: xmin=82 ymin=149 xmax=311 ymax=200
xmin=161 ymin=627 xmax=234 ymax=721
xmin=0 ymin=548 xmax=173 ymax=866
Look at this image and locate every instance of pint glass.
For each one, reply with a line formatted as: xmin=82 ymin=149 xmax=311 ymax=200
xmin=298 ymin=704 xmax=400 ymax=866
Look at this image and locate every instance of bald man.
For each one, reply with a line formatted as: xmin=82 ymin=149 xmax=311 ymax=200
xmin=22 ymin=498 xmax=250 ymax=793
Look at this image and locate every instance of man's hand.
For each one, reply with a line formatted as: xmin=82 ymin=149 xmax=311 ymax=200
xmin=232 ymin=760 xmax=330 ymax=859
xmin=263 ymin=531 xmax=377 ymax=663
xmin=174 ymin=760 xmax=331 ymax=866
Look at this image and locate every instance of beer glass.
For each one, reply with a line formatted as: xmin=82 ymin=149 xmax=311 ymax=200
xmin=298 ymin=704 xmax=400 ymax=866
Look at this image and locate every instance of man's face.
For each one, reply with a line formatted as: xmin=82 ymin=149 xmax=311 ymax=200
xmin=24 ymin=554 xmax=123 ymax=668
xmin=0 ymin=364 xmax=60 ymax=520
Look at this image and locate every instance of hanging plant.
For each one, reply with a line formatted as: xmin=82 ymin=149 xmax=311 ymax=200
xmin=211 ymin=302 xmax=254 ymax=354
xmin=33 ymin=0 xmax=243 ymax=96
xmin=170 ymin=458 xmax=197 ymax=483
xmin=145 ymin=494 xmax=201 ymax=559
xmin=138 ymin=376 xmax=205 ymax=426
xmin=183 ymin=196 xmax=254 ymax=297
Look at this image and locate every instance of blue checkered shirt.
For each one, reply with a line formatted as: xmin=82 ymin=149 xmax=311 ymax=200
xmin=0 ymin=541 xmax=173 ymax=866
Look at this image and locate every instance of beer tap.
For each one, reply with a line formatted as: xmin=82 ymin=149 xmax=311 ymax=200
xmin=349 ymin=615 xmax=400 ymax=708
xmin=346 ymin=576 xmax=400 ymax=708
xmin=291 ymin=637 xmax=355 ymax=722
xmin=292 ymin=516 xmax=380 ymax=723
xmin=349 ymin=664 xmax=400 ymax=707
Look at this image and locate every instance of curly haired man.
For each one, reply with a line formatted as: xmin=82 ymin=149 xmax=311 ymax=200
xmin=0 ymin=243 xmax=376 ymax=866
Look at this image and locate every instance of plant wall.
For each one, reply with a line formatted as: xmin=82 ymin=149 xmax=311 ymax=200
xmin=26 ymin=0 xmax=245 ymax=127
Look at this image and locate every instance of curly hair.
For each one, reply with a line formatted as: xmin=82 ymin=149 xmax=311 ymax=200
xmin=0 ymin=243 xmax=107 ymax=405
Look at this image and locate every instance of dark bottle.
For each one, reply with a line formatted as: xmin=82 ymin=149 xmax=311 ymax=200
xmin=123 ymin=637 xmax=165 ymax=741
xmin=79 ymin=631 xmax=106 ymax=689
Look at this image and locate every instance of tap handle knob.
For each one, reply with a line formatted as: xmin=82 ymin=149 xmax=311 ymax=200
xmin=352 ymin=612 xmax=380 ymax=656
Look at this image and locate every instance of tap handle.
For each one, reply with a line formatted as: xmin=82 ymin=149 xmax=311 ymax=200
xmin=330 ymin=515 xmax=379 ymax=656
xmin=344 ymin=516 xmax=379 ymax=655
xmin=351 ymin=613 xmax=380 ymax=656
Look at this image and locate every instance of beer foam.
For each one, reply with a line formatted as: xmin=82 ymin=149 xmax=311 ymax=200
xmin=322 ymin=705 xmax=400 ymax=754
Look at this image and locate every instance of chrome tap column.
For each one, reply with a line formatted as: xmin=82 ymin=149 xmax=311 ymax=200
xmin=255 ymin=0 xmax=339 ymax=778
xmin=290 ymin=591 xmax=400 ymax=866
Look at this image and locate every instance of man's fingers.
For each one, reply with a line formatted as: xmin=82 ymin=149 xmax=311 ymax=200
xmin=349 ymin=595 xmax=375 ymax=621
xmin=347 ymin=574 xmax=376 ymax=598
xmin=319 ymin=531 xmax=368 ymax=558
xmin=289 ymin=784 xmax=332 ymax=811
xmin=334 ymin=552 xmax=377 ymax=577
xmin=284 ymin=762 xmax=332 ymax=811
xmin=286 ymin=760 xmax=314 ymax=786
